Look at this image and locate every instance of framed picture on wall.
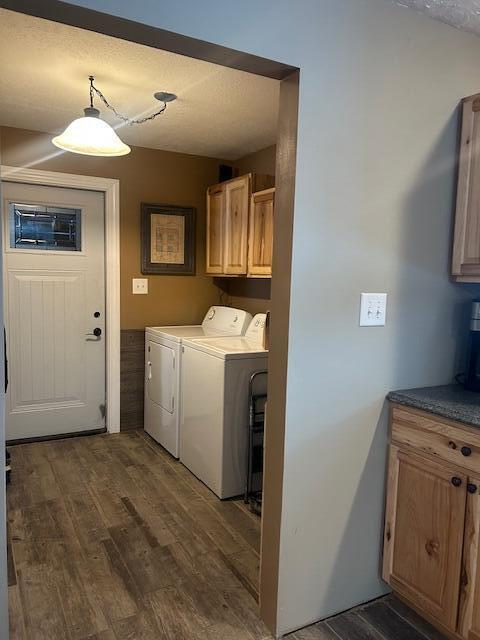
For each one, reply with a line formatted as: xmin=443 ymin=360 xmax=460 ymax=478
xmin=141 ymin=203 xmax=196 ymax=275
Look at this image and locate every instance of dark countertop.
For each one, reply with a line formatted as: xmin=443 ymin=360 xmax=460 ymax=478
xmin=387 ymin=384 xmax=480 ymax=429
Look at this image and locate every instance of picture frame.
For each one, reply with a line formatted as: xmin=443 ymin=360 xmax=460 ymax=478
xmin=141 ymin=203 xmax=196 ymax=275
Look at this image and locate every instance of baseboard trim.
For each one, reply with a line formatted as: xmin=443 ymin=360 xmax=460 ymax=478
xmin=6 ymin=426 xmax=107 ymax=446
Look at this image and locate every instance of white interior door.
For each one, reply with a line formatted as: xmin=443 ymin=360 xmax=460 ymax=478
xmin=2 ymin=182 xmax=105 ymax=441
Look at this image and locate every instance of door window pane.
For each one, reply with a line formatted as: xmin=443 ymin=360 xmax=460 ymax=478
xmin=9 ymin=203 xmax=81 ymax=251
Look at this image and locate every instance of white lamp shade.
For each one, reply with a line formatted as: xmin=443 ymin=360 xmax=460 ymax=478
xmin=52 ymin=115 xmax=131 ymax=157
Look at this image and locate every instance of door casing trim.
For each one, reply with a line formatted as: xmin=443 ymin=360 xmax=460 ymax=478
xmin=0 ymin=165 xmax=121 ymax=434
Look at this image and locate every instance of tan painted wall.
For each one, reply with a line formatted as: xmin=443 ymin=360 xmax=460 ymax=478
xmin=235 ymin=144 xmax=276 ymax=177
xmin=216 ymin=277 xmax=271 ymax=316
xmin=0 ymin=125 xmax=222 ymax=329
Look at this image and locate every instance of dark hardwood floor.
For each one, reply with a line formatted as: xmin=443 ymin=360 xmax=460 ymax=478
xmin=7 ymin=430 xmax=264 ymax=639
xmin=289 ymin=595 xmax=449 ymax=639
xmin=6 ymin=430 xmax=447 ymax=640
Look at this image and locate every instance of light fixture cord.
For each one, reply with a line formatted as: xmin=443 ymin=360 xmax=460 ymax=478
xmin=89 ymin=75 xmax=95 ymax=109
xmin=88 ymin=76 xmax=167 ymax=125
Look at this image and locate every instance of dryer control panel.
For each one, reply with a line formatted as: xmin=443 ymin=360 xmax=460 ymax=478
xmin=245 ymin=314 xmax=267 ymax=345
xmin=202 ymin=306 xmax=252 ymax=335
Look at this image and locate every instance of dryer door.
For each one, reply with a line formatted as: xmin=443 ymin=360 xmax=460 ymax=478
xmin=147 ymin=340 xmax=175 ymax=413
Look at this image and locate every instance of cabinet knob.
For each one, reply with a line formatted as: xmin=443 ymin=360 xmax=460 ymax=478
xmin=468 ymin=483 xmax=478 ymax=494
xmin=451 ymin=477 xmax=463 ymax=487
xmin=461 ymin=446 xmax=473 ymax=457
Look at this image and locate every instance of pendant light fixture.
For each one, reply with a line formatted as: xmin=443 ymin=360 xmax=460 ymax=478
xmin=52 ymin=76 xmax=176 ymax=157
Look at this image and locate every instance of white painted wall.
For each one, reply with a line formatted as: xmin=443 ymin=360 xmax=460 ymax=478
xmin=0 ymin=157 xmax=8 ymax=639
xmin=14 ymin=0 xmax=480 ymax=635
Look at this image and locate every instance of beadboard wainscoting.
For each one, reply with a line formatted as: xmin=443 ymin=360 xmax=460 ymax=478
xmin=120 ymin=330 xmax=145 ymax=432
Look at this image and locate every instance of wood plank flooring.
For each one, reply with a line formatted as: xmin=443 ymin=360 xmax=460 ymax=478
xmin=6 ymin=430 xmax=448 ymax=640
xmin=7 ymin=430 xmax=265 ymax=640
xmin=294 ymin=595 xmax=449 ymax=640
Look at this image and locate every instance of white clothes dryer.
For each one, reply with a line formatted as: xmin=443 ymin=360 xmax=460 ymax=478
xmin=180 ymin=314 xmax=268 ymax=498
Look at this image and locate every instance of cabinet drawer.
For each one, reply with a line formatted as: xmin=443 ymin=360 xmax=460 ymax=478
xmin=391 ymin=406 xmax=480 ymax=475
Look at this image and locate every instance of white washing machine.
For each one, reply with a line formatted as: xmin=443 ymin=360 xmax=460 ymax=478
xmin=180 ymin=314 xmax=268 ymax=499
xmin=144 ymin=306 xmax=252 ymax=458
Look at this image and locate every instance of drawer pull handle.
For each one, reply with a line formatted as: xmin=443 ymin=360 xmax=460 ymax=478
xmin=452 ymin=477 xmax=463 ymax=487
xmin=468 ymin=483 xmax=478 ymax=494
xmin=462 ymin=446 xmax=473 ymax=457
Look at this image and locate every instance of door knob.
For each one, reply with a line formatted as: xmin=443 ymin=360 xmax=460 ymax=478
xmin=86 ymin=327 xmax=102 ymax=338
xmin=451 ymin=477 xmax=462 ymax=487
xmin=468 ymin=483 xmax=478 ymax=494
xmin=461 ymin=446 xmax=473 ymax=457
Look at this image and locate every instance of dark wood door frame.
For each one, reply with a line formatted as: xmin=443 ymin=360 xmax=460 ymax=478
xmin=0 ymin=0 xmax=297 ymax=80
xmin=0 ymin=1 xmax=300 ymax=634
xmin=260 ymin=69 xmax=299 ymax=634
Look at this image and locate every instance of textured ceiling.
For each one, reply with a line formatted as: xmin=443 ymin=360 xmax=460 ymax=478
xmin=0 ymin=9 xmax=279 ymax=160
xmin=392 ymin=0 xmax=480 ymax=36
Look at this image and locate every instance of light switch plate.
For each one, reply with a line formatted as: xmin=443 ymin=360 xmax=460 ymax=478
xmin=132 ymin=278 xmax=148 ymax=294
xmin=359 ymin=293 xmax=387 ymax=326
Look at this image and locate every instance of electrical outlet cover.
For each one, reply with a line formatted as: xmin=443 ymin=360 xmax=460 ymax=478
xmin=359 ymin=293 xmax=387 ymax=326
xmin=132 ymin=278 xmax=148 ymax=294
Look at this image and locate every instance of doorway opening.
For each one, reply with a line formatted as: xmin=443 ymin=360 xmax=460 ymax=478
xmin=1 ymin=167 xmax=121 ymax=437
xmin=0 ymin=2 xmax=299 ymax=637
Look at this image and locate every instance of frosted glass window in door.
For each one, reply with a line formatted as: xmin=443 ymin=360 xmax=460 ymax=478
xmin=9 ymin=203 xmax=81 ymax=251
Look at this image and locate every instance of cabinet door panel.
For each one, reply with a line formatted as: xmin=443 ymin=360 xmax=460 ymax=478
xmin=224 ymin=175 xmax=250 ymax=275
xmin=457 ymin=475 xmax=480 ymax=639
xmin=206 ymin=185 xmax=224 ymax=274
xmin=386 ymin=449 xmax=466 ymax=631
xmin=248 ymin=188 xmax=274 ymax=277
xmin=452 ymin=93 xmax=480 ymax=280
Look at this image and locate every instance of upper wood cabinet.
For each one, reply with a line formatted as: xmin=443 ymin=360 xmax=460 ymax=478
xmin=224 ymin=175 xmax=250 ymax=275
xmin=248 ymin=188 xmax=275 ymax=278
xmin=206 ymin=184 xmax=225 ymax=274
xmin=205 ymin=173 xmax=274 ymax=277
xmin=452 ymin=92 xmax=480 ymax=282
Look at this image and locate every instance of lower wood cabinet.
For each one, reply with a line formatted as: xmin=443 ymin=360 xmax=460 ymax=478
xmin=383 ymin=404 xmax=480 ymax=639
xmin=384 ymin=446 xmax=466 ymax=630
xmin=460 ymin=471 xmax=480 ymax=640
